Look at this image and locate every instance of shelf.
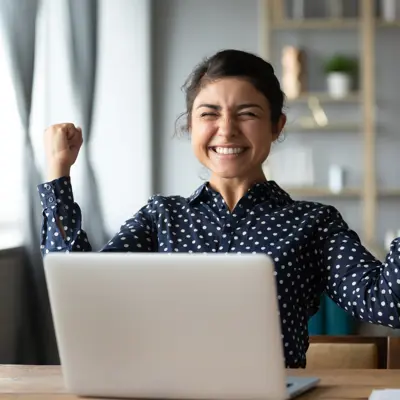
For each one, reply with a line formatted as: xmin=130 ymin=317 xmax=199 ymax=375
xmin=378 ymin=189 xmax=400 ymax=198
xmin=283 ymin=187 xmax=361 ymax=198
xmin=286 ymin=92 xmax=361 ymax=104
xmin=377 ymin=20 xmax=400 ymax=28
xmin=282 ymin=187 xmax=400 ymax=199
xmin=271 ymin=18 xmax=359 ymax=30
xmin=271 ymin=18 xmax=400 ymax=30
xmin=285 ymin=123 xmax=359 ymax=133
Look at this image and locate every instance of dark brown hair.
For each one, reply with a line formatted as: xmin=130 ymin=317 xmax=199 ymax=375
xmin=177 ymin=49 xmax=286 ymax=135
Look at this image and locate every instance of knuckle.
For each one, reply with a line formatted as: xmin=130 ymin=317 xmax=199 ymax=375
xmin=62 ymin=122 xmax=76 ymax=132
xmin=45 ymin=123 xmax=67 ymax=133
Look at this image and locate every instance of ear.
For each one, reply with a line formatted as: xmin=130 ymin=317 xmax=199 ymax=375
xmin=272 ymin=114 xmax=286 ymax=141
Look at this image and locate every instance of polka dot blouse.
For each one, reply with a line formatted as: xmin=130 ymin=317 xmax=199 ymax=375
xmin=38 ymin=176 xmax=400 ymax=368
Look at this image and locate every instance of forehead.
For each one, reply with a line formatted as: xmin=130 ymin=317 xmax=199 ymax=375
xmin=193 ymin=77 xmax=268 ymax=106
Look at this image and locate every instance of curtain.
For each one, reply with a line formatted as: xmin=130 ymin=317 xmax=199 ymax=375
xmin=0 ymin=0 xmax=106 ymax=364
xmin=67 ymin=0 xmax=107 ymax=251
xmin=308 ymin=294 xmax=355 ymax=335
xmin=0 ymin=0 xmax=58 ymax=364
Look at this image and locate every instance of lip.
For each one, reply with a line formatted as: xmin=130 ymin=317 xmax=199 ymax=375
xmin=208 ymin=145 xmax=247 ymax=148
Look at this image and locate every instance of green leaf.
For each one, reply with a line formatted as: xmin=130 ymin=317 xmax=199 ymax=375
xmin=323 ymin=54 xmax=358 ymax=74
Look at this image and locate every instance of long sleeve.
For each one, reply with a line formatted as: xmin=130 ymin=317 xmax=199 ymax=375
xmin=37 ymin=176 xmax=157 ymax=256
xmin=321 ymin=205 xmax=400 ymax=329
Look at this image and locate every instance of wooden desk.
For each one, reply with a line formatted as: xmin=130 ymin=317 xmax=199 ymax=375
xmin=0 ymin=365 xmax=399 ymax=399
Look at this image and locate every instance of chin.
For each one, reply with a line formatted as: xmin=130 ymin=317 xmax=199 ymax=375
xmin=212 ymin=169 xmax=246 ymax=179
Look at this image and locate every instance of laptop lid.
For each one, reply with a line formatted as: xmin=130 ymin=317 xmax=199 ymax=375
xmin=44 ymin=253 xmax=288 ymax=399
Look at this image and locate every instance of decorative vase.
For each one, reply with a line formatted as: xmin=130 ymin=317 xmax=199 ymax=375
xmin=326 ymin=72 xmax=351 ymax=98
xmin=328 ymin=165 xmax=344 ymax=193
xmin=281 ymin=46 xmax=306 ymax=99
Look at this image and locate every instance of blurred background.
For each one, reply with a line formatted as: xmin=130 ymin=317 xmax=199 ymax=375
xmin=0 ymin=0 xmax=399 ymax=365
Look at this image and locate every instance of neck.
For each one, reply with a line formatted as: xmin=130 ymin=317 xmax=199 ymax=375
xmin=209 ymin=169 xmax=267 ymax=211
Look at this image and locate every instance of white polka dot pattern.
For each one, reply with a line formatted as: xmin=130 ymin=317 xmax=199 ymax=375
xmin=37 ymin=176 xmax=400 ymax=368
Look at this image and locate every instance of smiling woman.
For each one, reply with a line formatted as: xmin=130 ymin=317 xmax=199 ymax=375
xmin=177 ymin=50 xmax=286 ymax=209
xmin=37 ymin=49 xmax=400 ymax=369
xmin=190 ymin=78 xmax=283 ymax=207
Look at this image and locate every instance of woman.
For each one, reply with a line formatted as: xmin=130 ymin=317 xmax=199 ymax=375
xmin=39 ymin=49 xmax=400 ymax=368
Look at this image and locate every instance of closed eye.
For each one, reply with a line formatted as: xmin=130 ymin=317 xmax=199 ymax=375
xmin=200 ymin=112 xmax=218 ymax=117
xmin=239 ymin=112 xmax=257 ymax=117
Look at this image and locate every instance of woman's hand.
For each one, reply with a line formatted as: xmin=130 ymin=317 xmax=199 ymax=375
xmin=44 ymin=123 xmax=83 ymax=181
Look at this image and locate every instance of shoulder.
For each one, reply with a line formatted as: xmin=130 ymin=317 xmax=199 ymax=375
xmin=144 ymin=193 xmax=190 ymax=211
xmin=288 ymin=199 xmax=338 ymax=213
xmin=128 ymin=194 xmax=189 ymax=227
xmin=287 ymin=199 xmax=346 ymax=227
xmin=268 ymin=181 xmax=343 ymax=223
xmin=140 ymin=182 xmax=206 ymax=216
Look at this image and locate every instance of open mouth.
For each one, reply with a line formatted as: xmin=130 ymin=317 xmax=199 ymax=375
xmin=209 ymin=146 xmax=247 ymax=155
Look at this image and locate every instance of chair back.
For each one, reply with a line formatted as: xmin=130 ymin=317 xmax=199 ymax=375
xmin=307 ymin=336 xmax=388 ymax=369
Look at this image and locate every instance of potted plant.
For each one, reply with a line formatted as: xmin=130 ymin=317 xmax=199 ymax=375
xmin=323 ymin=54 xmax=357 ymax=99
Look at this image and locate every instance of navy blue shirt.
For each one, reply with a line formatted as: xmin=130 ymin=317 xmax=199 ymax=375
xmin=38 ymin=176 xmax=400 ymax=368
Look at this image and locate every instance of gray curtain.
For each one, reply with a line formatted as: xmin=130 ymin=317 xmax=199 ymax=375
xmin=0 ymin=0 xmax=106 ymax=364
xmin=68 ymin=0 xmax=107 ymax=251
xmin=0 ymin=0 xmax=59 ymax=364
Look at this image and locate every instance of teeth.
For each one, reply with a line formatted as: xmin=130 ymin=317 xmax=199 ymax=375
xmin=214 ymin=147 xmax=244 ymax=155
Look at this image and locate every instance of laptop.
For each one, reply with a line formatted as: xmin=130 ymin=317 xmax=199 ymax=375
xmin=44 ymin=253 xmax=319 ymax=400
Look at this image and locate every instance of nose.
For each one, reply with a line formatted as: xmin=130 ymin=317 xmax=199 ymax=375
xmin=217 ymin=116 xmax=237 ymax=138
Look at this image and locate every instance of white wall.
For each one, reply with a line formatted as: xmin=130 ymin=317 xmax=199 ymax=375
xmin=152 ymin=0 xmax=261 ymax=196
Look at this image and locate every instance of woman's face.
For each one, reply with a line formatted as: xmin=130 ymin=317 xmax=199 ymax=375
xmin=190 ymin=77 xmax=285 ymax=182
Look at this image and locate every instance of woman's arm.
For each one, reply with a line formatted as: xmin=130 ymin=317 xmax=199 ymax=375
xmin=38 ymin=176 xmax=157 ymax=255
xmin=321 ymin=205 xmax=400 ymax=328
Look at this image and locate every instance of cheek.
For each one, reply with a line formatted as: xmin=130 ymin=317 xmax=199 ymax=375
xmin=243 ymin=121 xmax=273 ymax=146
xmin=191 ymin=123 xmax=216 ymax=148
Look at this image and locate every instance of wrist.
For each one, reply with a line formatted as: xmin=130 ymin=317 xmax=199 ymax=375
xmin=47 ymin=163 xmax=71 ymax=181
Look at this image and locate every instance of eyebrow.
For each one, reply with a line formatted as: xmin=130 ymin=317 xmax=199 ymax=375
xmin=196 ymin=103 xmax=264 ymax=111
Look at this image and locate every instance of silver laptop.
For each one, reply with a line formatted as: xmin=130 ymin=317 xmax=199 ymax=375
xmin=44 ymin=253 xmax=319 ymax=400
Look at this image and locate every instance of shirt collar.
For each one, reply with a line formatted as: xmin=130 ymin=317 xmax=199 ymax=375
xmin=187 ymin=182 xmax=208 ymax=203
xmin=187 ymin=181 xmax=292 ymax=206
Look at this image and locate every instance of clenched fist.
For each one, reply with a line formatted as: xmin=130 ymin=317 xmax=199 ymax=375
xmin=44 ymin=123 xmax=83 ymax=181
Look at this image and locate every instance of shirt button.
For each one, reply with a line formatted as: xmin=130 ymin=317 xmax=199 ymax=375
xmin=48 ymin=196 xmax=54 ymax=203
xmin=44 ymin=184 xmax=51 ymax=190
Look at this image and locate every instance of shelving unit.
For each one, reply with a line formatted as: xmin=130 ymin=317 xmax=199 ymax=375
xmin=259 ymin=0 xmax=400 ymax=250
xmin=380 ymin=189 xmax=400 ymax=198
xmin=285 ymin=122 xmax=360 ymax=133
xmin=283 ymin=187 xmax=362 ymax=198
xmin=270 ymin=18 xmax=400 ymax=30
xmin=377 ymin=20 xmax=400 ymax=27
xmin=283 ymin=187 xmax=400 ymax=199
xmin=270 ymin=18 xmax=360 ymax=30
xmin=286 ymin=91 xmax=361 ymax=104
